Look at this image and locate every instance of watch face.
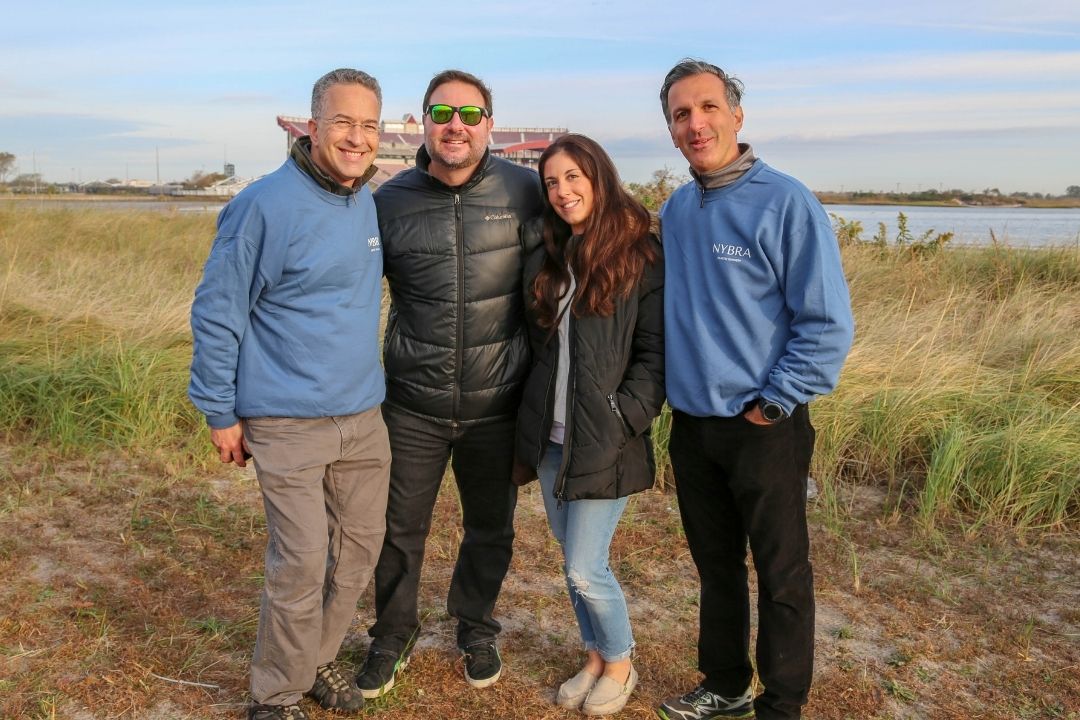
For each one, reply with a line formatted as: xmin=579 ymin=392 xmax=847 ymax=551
xmin=762 ymin=402 xmax=784 ymax=422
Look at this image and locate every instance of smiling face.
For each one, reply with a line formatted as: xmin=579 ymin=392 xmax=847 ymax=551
xmin=423 ymin=80 xmax=493 ymax=185
xmin=666 ymin=72 xmax=744 ymax=175
xmin=307 ymin=82 xmax=381 ymax=187
xmin=542 ymin=151 xmax=594 ymax=236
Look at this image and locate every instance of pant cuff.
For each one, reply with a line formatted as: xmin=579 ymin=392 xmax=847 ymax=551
xmin=598 ymin=642 xmax=635 ymax=662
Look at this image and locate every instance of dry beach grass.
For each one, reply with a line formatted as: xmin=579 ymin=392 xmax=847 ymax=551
xmin=0 ymin=205 xmax=1077 ymax=719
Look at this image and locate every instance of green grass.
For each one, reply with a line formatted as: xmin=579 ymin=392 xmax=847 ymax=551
xmin=1 ymin=206 xmax=1078 ymax=534
xmin=0 ymin=205 xmax=208 ymax=459
xmin=0 ymin=318 xmax=203 ymax=453
xmin=815 ymin=221 xmax=1080 ymax=532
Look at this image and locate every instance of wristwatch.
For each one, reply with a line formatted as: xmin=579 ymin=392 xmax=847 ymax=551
xmin=758 ymin=399 xmax=788 ymax=423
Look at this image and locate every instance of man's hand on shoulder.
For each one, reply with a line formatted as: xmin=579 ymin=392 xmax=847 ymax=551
xmin=210 ymin=422 xmax=251 ymax=467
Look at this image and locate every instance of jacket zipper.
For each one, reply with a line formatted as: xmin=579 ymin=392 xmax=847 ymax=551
xmin=553 ymin=313 xmax=576 ymax=505
xmin=452 ymin=193 xmax=464 ymax=425
xmin=533 ymin=366 xmax=555 ymax=472
xmin=607 ymin=393 xmax=629 ymax=438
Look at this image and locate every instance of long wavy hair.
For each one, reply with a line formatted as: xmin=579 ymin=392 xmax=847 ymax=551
xmin=531 ymin=134 xmax=658 ymax=330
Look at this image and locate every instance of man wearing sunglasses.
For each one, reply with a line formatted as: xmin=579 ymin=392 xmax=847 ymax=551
xmin=355 ymin=69 xmax=543 ymax=698
xmin=190 ymin=68 xmax=391 ymax=720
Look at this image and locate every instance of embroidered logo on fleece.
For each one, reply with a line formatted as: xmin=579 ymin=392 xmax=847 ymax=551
xmin=713 ymin=243 xmax=752 ymax=263
xmin=367 ymin=236 xmax=381 ymax=252
xmin=484 ymin=212 xmax=513 ymax=221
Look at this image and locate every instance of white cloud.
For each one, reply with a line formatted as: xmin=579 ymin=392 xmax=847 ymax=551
xmin=751 ymin=50 xmax=1080 ymax=88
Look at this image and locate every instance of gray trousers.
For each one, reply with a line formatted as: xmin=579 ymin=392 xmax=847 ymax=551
xmin=243 ymin=407 xmax=391 ymax=706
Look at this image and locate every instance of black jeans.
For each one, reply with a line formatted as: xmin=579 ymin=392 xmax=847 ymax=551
xmin=670 ymin=406 xmax=816 ymax=720
xmin=368 ymin=404 xmax=518 ymax=653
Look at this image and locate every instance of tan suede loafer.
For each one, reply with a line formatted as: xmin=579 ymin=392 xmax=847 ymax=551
xmin=582 ymin=664 xmax=638 ymax=716
xmin=556 ymin=667 xmax=600 ymax=709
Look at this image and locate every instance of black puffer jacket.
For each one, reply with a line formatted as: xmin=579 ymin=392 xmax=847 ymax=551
xmin=375 ymin=148 xmax=544 ymax=426
xmin=515 ymin=218 xmax=665 ymax=500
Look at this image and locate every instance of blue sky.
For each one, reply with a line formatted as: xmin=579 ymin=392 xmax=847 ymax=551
xmin=3 ymin=1 xmax=1078 ymax=193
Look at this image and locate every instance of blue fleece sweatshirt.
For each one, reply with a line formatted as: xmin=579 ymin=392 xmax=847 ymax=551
xmin=660 ymin=160 xmax=854 ymax=418
xmin=189 ymin=158 xmax=385 ymax=428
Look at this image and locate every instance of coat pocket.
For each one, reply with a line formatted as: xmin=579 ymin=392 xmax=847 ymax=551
xmin=607 ymin=393 xmax=632 ymax=444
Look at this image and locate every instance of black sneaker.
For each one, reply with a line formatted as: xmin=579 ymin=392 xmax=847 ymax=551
xmin=462 ymin=640 xmax=502 ymax=688
xmin=657 ymin=685 xmax=754 ymax=719
xmin=355 ymin=647 xmax=410 ymax=699
xmin=248 ymin=703 xmax=309 ymax=720
xmin=306 ymin=661 xmax=364 ymax=711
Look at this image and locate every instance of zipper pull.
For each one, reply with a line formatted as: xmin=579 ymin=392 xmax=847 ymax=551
xmin=608 ymin=393 xmax=630 ymax=437
xmin=608 ymin=393 xmax=626 ymax=423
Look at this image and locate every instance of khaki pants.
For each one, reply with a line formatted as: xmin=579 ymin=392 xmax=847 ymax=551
xmin=243 ymin=407 xmax=391 ymax=706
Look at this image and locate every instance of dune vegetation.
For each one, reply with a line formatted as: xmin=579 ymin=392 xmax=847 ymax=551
xmin=1 ymin=204 xmax=1077 ymax=719
xmin=4 ymin=205 xmax=1075 ymax=531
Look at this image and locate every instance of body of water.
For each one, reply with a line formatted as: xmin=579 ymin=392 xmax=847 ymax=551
xmin=825 ymin=204 xmax=1080 ymax=248
xmin=6 ymin=197 xmax=1080 ymax=248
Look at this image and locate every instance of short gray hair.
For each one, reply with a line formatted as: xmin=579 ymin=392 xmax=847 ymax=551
xmin=659 ymin=58 xmax=744 ymax=125
xmin=311 ymin=68 xmax=382 ymax=118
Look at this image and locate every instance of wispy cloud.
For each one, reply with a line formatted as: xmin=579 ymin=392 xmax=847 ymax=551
xmin=763 ymin=124 xmax=1080 ymax=147
xmin=207 ymin=93 xmax=277 ymax=106
xmin=751 ymin=50 xmax=1080 ymax=88
xmin=3 ymin=0 xmax=1078 ymax=191
xmin=749 ymin=89 xmax=1080 ymax=138
xmin=890 ymin=20 xmax=1080 ymax=37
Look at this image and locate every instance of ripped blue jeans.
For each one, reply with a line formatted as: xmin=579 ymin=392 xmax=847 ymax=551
xmin=538 ymin=443 xmax=634 ymax=661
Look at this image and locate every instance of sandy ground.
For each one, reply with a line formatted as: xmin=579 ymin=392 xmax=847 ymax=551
xmin=1 ymin=446 xmax=1077 ymax=719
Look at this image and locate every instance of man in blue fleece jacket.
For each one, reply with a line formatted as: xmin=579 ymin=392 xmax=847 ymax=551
xmin=656 ymin=60 xmax=854 ymax=720
xmin=189 ymin=68 xmax=390 ymax=720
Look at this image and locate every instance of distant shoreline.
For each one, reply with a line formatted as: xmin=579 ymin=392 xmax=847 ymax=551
xmin=815 ymin=195 xmax=1080 ymax=209
xmin=0 ymin=193 xmax=228 ymax=204
xmin=4 ymin=192 xmax=1080 ymax=210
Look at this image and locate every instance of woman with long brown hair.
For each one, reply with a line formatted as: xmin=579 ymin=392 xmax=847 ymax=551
xmin=515 ymin=134 xmax=664 ymax=716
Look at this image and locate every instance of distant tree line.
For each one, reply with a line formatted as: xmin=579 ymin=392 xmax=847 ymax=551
xmin=2 ymin=149 xmax=1079 ymax=205
xmin=623 ymin=170 xmax=1080 ymax=211
xmin=0 ymin=152 xmax=16 ymax=183
xmin=816 ymin=186 xmax=1080 ymax=207
xmin=0 ymin=151 xmax=232 ymax=194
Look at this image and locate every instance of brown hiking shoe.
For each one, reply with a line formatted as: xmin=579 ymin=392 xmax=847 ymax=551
xmin=248 ymin=703 xmax=309 ymax=720
xmin=306 ymin=661 xmax=364 ymax=711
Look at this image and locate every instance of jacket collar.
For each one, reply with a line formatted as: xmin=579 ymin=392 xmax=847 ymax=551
xmin=691 ymin=143 xmax=756 ymax=191
xmin=415 ymin=145 xmax=491 ymax=191
xmin=290 ymin=135 xmax=378 ymax=196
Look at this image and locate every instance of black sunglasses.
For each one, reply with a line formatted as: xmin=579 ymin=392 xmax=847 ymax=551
xmin=425 ymin=104 xmax=490 ymax=126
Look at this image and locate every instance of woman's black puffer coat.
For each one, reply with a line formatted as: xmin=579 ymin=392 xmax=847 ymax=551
xmin=515 ymin=218 xmax=665 ymax=500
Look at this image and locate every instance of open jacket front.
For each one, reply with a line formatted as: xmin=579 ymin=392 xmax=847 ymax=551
xmin=515 ymin=218 xmax=666 ymax=501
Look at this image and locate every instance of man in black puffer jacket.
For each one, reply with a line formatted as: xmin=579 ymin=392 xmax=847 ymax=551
xmin=355 ymin=69 xmax=543 ymax=698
